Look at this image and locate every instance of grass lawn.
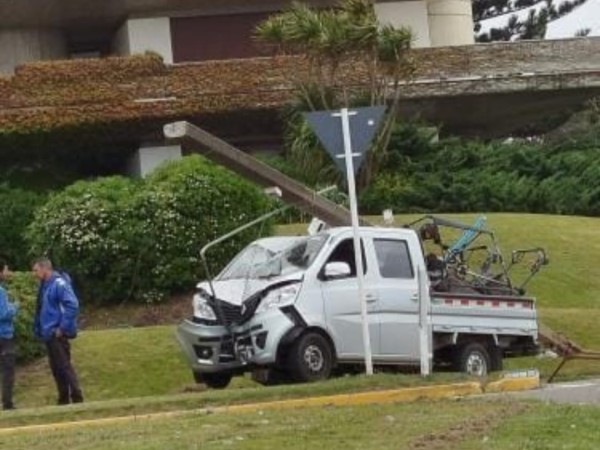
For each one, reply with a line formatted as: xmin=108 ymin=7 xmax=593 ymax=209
xmin=10 ymin=328 xmax=469 ymax=425
xmin=1 ymin=399 xmax=599 ymax=450
xmin=12 ymin=213 xmax=600 ymax=410
xmin=5 ymin=213 xmax=598 ymax=443
xmin=14 ymin=326 xmax=191 ymax=407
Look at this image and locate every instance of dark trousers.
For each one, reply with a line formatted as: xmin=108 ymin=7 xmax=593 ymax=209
xmin=45 ymin=337 xmax=83 ymax=404
xmin=0 ymin=338 xmax=15 ymax=409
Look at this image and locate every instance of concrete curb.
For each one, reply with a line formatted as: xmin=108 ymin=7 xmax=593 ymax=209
xmin=0 ymin=378 xmax=537 ymax=435
xmin=221 ymin=382 xmax=483 ymax=413
xmin=484 ymin=374 xmax=540 ymax=393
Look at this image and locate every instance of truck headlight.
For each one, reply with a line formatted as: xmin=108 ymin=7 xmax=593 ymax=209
xmin=255 ymin=283 xmax=301 ymax=314
xmin=193 ymin=293 xmax=217 ymax=321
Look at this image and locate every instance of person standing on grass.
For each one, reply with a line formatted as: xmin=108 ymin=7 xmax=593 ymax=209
xmin=32 ymin=257 xmax=83 ymax=405
xmin=0 ymin=258 xmax=18 ymax=410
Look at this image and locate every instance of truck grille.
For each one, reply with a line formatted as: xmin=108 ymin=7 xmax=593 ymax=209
xmin=214 ymin=300 xmax=242 ymax=326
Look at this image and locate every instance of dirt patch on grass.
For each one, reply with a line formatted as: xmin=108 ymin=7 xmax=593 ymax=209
xmin=80 ymin=294 xmax=192 ymax=330
xmin=408 ymin=400 xmax=530 ymax=450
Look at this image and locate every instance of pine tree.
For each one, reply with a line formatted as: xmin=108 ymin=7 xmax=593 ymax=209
xmin=473 ymin=0 xmax=590 ymax=42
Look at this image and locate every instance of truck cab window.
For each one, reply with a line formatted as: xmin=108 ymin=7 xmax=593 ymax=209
xmin=325 ymin=238 xmax=367 ymax=276
xmin=374 ymin=239 xmax=414 ymax=279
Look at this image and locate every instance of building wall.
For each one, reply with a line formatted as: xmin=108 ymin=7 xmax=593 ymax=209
xmin=0 ymin=28 xmax=67 ymax=73
xmin=375 ymin=1 xmax=431 ymax=48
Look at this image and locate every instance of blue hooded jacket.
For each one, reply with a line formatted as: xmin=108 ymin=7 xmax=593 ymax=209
xmin=34 ymin=272 xmax=79 ymax=340
xmin=0 ymin=284 xmax=18 ymax=339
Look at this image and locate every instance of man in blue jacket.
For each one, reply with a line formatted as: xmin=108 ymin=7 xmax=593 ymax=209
xmin=32 ymin=257 xmax=83 ymax=405
xmin=0 ymin=258 xmax=17 ymax=410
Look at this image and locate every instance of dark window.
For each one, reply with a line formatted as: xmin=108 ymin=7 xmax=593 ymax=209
xmin=324 ymin=238 xmax=367 ymax=277
xmin=374 ymin=239 xmax=414 ymax=279
xmin=171 ymin=12 xmax=271 ymax=62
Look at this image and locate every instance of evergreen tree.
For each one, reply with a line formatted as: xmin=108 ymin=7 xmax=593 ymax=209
xmin=473 ymin=0 xmax=590 ymax=42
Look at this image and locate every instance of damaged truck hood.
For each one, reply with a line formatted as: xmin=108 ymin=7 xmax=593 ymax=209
xmin=197 ymin=272 xmax=304 ymax=307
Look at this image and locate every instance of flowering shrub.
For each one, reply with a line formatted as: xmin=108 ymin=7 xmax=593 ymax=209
xmin=26 ymin=176 xmax=138 ymax=301
xmin=132 ymin=155 xmax=274 ymax=300
xmin=26 ymin=156 xmax=274 ymax=303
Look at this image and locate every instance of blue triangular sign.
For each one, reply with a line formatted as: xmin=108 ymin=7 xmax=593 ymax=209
xmin=304 ymin=106 xmax=386 ymax=176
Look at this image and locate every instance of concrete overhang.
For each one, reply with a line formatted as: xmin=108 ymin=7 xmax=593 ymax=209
xmin=0 ymin=0 xmax=337 ymax=28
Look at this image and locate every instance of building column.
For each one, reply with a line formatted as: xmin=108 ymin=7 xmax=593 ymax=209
xmin=374 ymin=1 xmax=431 ymax=48
xmin=128 ymin=143 xmax=182 ymax=178
xmin=113 ymin=17 xmax=173 ymax=64
xmin=426 ymin=0 xmax=474 ymax=47
xmin=0 ymin=29 xmax=67 ymax=74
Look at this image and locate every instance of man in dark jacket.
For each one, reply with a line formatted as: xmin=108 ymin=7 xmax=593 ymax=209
xmin=0 ymin=259 xmax=18 ymax=410
xmin=32 ymin=257 xmax=83 ymax=405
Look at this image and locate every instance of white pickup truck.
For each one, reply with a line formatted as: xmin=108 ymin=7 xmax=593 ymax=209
xmin=176 ymin=222 xmax=541 ymax=389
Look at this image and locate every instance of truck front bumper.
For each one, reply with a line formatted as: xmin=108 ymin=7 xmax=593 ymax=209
xmin=176 ymin=308 xmax=296 ymax=374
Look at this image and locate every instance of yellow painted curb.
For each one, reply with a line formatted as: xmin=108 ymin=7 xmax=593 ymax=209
xmin=484 ymin=375 xmax=540 ymax=393
xmin=0 ymin=382 xmax=481 ymax=435
xmin=220 ymin=382 xmax=483 ymax=413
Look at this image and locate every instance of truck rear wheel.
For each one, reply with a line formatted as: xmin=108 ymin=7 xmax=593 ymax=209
xmin=288 ymin=332 xmax=333 ymax=382
xmin=193 ymin=371 xmax=232 ymax=389
xmin=454 ymin=342 xmax=491 ymax=377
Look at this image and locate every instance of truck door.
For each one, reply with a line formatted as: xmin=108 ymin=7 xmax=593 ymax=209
xmin=320 ymin=237 xmax=380 ymax=359
xmin=372 ymin=238 xmax=420 ymax=360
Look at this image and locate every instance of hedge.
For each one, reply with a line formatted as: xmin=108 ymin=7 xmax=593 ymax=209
xmin=6 ymin=272 xmax=45 ymax=363
xmin=0 ymin=185 xmax=46 ymax=269
xmin=359 ymin=124 xmax=600 ymax=216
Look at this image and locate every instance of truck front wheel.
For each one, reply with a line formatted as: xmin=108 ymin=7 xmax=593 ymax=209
xmin=454 ymin=342 xmax=491 ymax=377
xmin=288 ymin=332 xmax=333 ymax=382
xmin=193 ymin=371 xmax=233 ymax=389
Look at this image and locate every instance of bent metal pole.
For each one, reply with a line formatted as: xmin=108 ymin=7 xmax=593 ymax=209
xmin=163 ymin=121 xmax=369 ymax=227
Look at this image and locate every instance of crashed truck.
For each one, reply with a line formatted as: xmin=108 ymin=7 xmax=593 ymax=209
xmin=166 ymin=121 xmax=549 ymax=389
xmin=176 ymin=214 xmax=547 ymax=388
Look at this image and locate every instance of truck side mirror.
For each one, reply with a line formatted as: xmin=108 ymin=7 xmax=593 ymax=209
xmin=323 ymin=262 xmax=352 ymax=280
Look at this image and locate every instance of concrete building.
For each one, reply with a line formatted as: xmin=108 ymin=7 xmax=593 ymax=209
xmin=0 ymin=0 xmax=474 ymax=176
xmin=0 ymin=0 xmax=474 ymax=74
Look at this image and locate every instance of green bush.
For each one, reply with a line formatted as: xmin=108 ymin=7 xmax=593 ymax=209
xmin=0 ymin=185 xmax=46 ymax=269
xmin=5 ymin=272 xmax=45 ymax=363
xmin=360 ymin=125 xmax=600 ymax=216
xmin=26 ymin=156 xmax=274 ymax=303
xmin=26 ymin=176 xmax=138 ymax=301
xmin=131 ymin=155 xmax=274 ymax=300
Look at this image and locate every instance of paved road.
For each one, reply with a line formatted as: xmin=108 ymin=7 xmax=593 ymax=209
xmin=515 ymin=379 xmax=600 ymax=405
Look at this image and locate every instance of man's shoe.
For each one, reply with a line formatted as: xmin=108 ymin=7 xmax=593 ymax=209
xmin=2 ymin=404 xmax=15 ymax=411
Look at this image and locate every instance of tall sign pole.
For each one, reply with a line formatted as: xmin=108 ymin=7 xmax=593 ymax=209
xmin=304 ymin=105 xmax=385 ymax=376
xmin=418 ymin=265 xmax=432 ymax=376
xmin=334 ymin=108 xmax=373 ymax=375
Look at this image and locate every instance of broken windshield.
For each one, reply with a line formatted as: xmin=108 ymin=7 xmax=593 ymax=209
xmin=218 ymin=244 xmax=278 ymax=281
xmin=224 ymin=235 xmax=328 ymax=280
xmin=280 ymin=234 xmax=328 ymax=272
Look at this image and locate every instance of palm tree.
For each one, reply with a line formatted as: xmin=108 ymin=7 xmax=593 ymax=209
xmin=255 ymin=0 xmax=415 ymax=190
